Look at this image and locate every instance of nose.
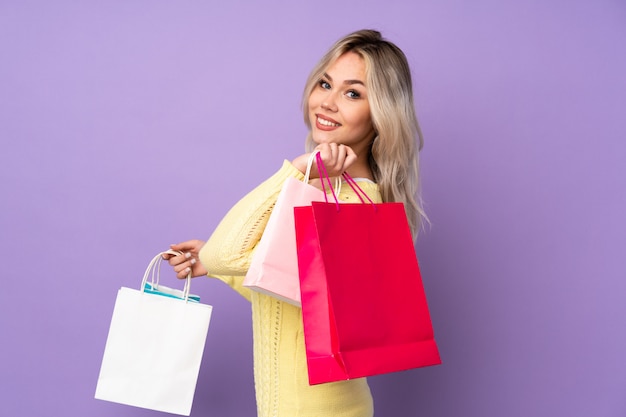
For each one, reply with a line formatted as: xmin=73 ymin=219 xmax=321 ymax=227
xmin=321 ymin=91 xmax=338 ymax=112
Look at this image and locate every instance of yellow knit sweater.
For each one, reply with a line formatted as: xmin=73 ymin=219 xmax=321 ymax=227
xmin=199 ymin=160 xmax=381 ymax=417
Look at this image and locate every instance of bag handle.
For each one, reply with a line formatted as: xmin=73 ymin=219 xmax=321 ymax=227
xmin=140 ymin=250 xmax=194 ymax=302
xmin=315 ymin=152 xmax=376 ymax=211
xmin=342 ymin=172 xmax=375 ymax=206
xmin=304 ymin=150 xmax=342 ymax=194
xmin=303 ymin=151 xmax=319 ymax=183
xmin=316 ymin=152 xmax=340 ymax=210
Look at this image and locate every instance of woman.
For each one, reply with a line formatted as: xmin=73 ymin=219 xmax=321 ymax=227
xmin=165 ymin=29 xmax=425 ymax=417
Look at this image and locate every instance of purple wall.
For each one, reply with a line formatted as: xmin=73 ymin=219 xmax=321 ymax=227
xmin=1 ymin=1 xmax=624 ymax=416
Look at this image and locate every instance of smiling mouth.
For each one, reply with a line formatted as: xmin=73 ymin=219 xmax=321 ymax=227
xmin=317 ymin=116 xmax=340 ymax=127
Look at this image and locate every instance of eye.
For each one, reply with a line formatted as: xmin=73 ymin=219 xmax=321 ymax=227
xmin=318 ymin=79 xmax=331 ymax=90
xmin=346 ymin=90 xmax=361 ymax=99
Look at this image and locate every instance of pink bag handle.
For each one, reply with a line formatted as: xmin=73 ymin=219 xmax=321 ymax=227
xmin=306 ymin=150 xmax=342 ymax=194
xmin=303 ymin=151 xmax=319 ymax=183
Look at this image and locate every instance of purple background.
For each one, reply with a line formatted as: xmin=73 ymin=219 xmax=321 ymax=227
xmin=1 ymin=1 xmax=625 ymax=416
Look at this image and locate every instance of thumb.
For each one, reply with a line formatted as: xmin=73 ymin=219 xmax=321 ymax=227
xmin=169 ymin=242 xmax=188 ymax=252
xmin=170 ymin=240 xmax=203 ymax=253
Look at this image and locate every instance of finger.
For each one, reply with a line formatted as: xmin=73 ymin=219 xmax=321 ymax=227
xmin=314 ymin=144 xmax=331 ymax=172
xmin=342 ymin=146 xmax=357 ymax=171
xmin=176 ymin=255 xmax=197 ymax=267
xmin=181 ymin=260 xmax=197 ymax=278
xmin=343 ymin=153 xmax=357 ymax=171
xmin=162 ymin=245 xmax=180 ymax=259
xmin=173 ymin=260 xmax=194 ymax=275
xmin=176 ymin=267 xmax=192 ymax=279
xmin=336 ymin=144 xmax=348 ymax=163
xmin=168 ymin=252 xmax=191 ymax=267
xmin=326 ymin=144 xmax=345 ymax=174
xmin=167 ymin=254 xmax=182 ymax=266
xmin=329 ymin=144 xmax=348 ymax=174
xmin=320 ymin=143 xmax=339 ymax=168
xmin=329 ymin=143 xmax=339 ymax=161
xmin=315 ymin=143 xmax=329 ymax=161
xmin=169 ymin=241 xmax=198 ymax=253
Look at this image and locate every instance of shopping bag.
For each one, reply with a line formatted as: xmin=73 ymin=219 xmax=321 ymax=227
xmin=95 ymin=251 xmax=213 ymax=415
xmin=244 ymin=151 xmax=339 ymax=306
xmin=294 ymin=156 xmax=441 ymax=385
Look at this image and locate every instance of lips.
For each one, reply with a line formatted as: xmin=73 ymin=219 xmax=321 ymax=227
xmin=315 ymin=114 xmax=341 ymax=130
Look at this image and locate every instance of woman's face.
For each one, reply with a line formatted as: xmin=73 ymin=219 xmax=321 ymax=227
xmin=308 ymin=52 xmax=375 ymax=155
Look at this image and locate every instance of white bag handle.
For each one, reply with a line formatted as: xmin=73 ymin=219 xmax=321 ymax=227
xmin=140 ymin=250 xmax=194 ymax=302
xmin=303 ymin=150 xmax=342 ymax=195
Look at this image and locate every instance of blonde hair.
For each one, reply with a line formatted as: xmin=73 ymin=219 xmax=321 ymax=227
xmin=302 ymin=29 xmax=426 ymax=238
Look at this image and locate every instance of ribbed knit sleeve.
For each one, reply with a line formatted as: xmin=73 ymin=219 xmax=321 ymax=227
xmin=198 ymin=160 xmax=305 ymax=300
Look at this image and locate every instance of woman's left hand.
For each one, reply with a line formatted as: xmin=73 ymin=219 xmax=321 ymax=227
xmin=291 ymin=143 xmax=356 ymax=178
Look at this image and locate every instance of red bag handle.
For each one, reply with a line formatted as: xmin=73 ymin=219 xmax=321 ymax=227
xmin=315 ymin=152 xmax=376 ymax=211
xmin=342 ymin=172 xmax=375 ymax=205
xmin=315 ymin=152 xmax=340 ymax=210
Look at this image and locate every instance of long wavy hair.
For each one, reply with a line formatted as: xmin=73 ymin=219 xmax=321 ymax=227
xmin=302 ymin=29 xmax=426 ymax=238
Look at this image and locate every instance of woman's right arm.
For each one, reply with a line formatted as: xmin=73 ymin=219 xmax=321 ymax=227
xmin=164 ymin=161 xmax=304 ymax=300
xmin=165 ymin=144 xmax=355 ymax=298
xmin=200 ymin=143 xmax=353 ymax=276
xmin=199 ymin=160 xmax=305 ymax=277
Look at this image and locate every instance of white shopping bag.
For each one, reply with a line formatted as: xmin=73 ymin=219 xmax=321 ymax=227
xmin=95 ymin=251 xmax=213 ymax=416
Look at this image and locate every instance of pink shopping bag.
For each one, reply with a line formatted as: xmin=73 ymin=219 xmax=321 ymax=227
xmin=244 ymin=152 xmax=338 ymax=306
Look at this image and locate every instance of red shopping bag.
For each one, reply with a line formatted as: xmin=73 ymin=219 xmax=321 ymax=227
xmin=294 ymin=159 xmax=441 ymax=385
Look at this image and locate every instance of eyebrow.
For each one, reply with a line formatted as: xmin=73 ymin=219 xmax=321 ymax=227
xmin=323 ymin=72 xmax=365 ymax=87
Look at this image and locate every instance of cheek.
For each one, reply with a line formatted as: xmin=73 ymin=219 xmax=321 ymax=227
xmin=305 ymin=97 xmax=315 ymax=123
xmin=308 ymin=93 xmax=321 ymax=112
xmin=350 ymin=106 xmax=373 ymax=129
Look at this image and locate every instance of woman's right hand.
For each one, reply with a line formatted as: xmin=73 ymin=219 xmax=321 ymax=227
xmin=162 ymin=240 xmax=208 ymax=279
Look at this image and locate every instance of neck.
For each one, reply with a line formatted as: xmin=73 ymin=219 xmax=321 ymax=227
xmin=346 ymin=153 xmax=374 ymax=180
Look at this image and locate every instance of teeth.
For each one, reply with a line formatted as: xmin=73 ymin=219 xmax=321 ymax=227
xmin=318 ymin=117 xmax=340 ymax=127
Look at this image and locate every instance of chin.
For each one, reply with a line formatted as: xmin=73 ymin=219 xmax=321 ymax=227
xmin=310 ymin=132 xmax=333 ymax=144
